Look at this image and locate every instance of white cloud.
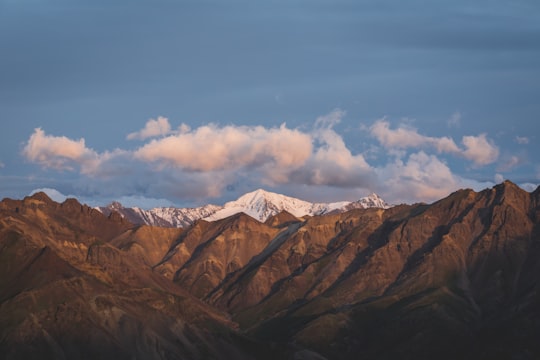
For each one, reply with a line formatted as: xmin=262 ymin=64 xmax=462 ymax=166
xmin=370 ymin=119 xmax=461 ymax=154
xmin=515 ymin=136 xmax=529 ymax=145
xmin=494 ymin=173 xmax=504 ymax=183
xmin=461 ymin=134 xmax=499 ymax=166
xmin=287 ymin=111 xmax=375 ymax=188
xmin=375 ymin=152 xmax=459 ymax=203
xmin=134 ymin=123 xmax=313 ymax=172
xmin=520 ymin=183 xmax=539 ymax=192
xmin=20 ymin=111 xmax=505 ymax=206
xmin=22 ymin=128 xmax=99 ymax=171
xmin=375 ymin=151 xmax=493 ymax=204
xmin=370 ymin=120 xmax=499 ymax=166
xmin=127 ymin=116 xmax=172 ymax=140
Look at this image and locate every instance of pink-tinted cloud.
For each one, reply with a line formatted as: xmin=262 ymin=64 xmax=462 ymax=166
xmin=461 ymin=134 xmax=499 ymax=166
xmin=376 ymin=151 xmax=473 ymax=204
xmin=370 ymin=120 xmax=499 ymax=166
xmin=20 ymin=111 xmax=502 ymax=205
xmin=287 ymin=110 xmax=374 ymax=188
xmin=370 ymin=119 xmax=461 ymax=154
xmin=134 ymin=123 xmax=313 ymax=172
xmin=22 ymin=128 xmax=98 ymax=171
xmin=127 ymin=116 xmax=172 ymax=140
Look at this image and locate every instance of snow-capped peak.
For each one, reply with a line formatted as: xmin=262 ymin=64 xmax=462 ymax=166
xmin=204 ymin=189 xmax=389 ymax=223
xmin=107 ymin=201 xmax=125 ymax=211
xmin=352 ymin=193 xmax=388 ymax=208
xmin=206 ymin=189 xmax=316 ymax=222
xmin=98 ymin=189 xmax=390 ymax=227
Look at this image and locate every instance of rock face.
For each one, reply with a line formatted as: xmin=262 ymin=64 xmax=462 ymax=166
xmin=2 ymin=181 xmax=540 ymax=359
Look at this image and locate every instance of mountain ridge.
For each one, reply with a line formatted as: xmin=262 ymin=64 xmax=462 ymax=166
xmin=4 ymin=181 xmax=540 ymax=359
xmin=98 ymin=188 xmax=389 ymax=227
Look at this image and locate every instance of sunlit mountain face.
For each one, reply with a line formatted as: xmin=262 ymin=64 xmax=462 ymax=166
xmin=2 ymin=181 xmax=540 ymax=359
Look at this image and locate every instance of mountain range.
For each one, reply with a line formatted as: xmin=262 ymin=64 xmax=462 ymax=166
xmin=2 ymin=181 xmax=540 ymax=359
xmin=97 ymin=189 xmax=389 ymax=227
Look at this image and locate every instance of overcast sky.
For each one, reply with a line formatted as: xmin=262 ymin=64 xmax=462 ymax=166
xmin=1 ymin=0 xmax=539 ymax=208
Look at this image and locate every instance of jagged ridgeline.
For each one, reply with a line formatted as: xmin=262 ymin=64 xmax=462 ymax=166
xmin=1 ymin=181 xmax=540 ymax=360
xmin=97 ymin=188 xmax=389 ymax=227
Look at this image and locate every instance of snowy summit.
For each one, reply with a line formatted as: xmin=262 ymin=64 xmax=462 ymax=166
xmin=98 ymin=189 xmax=390 ymax=227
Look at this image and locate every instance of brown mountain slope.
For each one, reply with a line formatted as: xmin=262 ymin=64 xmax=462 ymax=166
xmin=250 ymin=181 xmax=540 ymax=359
xmin=0 ymin=194 xmax=291 ymax=360
xmin=150 ymin=181 xmax=540 ymax=359
xmin=264 ymin=210 xmax=303 ymax=228
xmin=2 ymin=182 xmax=540 ymax=359
xmin=110 ymin=225 xmax=183 ymax=266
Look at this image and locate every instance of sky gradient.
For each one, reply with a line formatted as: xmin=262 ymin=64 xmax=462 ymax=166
xmin=1 ymin=0 xmax=539 ymax=208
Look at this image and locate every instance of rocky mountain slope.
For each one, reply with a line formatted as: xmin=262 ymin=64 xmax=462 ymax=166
xmin=98 ymin=189 xmax=388 ymax=227
xmin=0 ymin=193 xmax=289 ymax=360
xmin=2 ymin=181 xmax=540 ymax=359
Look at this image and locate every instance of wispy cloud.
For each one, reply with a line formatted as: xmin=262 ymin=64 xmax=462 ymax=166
xmin=496 ymin=155 xmax=525 ymax=172
xmin=127 ymin=116 xmax=173 ymax=140
xmin=515 ymin=136 xmax=529 ymax=145
xmin=447 ymin=111 xmax=461 ymax=128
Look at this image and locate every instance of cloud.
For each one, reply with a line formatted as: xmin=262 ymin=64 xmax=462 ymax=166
xmin=134 ymin=123 xmax=313 ymax=172
xmin=520 ymin=183 xmax=539 ymax=192
xmin=20 ymin=111 xmax=506 ymax=206
xmin=461 ymin=134 xmax=499 ymax=166
xmin=371 ymin=120 xmax=499 ymax=166
xmin=127 ymin=116 xmax=172 ymax=140
xmin=314 ymin=108 xmax=345 ymax=129
xmin=22 ymin=128 xmax=99 ymax=171
xmin=375 ymin=152 xmax=459 ymax=203
xmin=496 ymin=155 xmax=525 ymax=172
xmin=375 ymin=151 xmax=494 ymax=204
xmin=447 ymin=111 xmax=461 ymax=128
xmin=515 ymin=136 xmax=529 ymax=145
xmin=287 ymin=110 xmax=375 ymax=188
xmin=370 ymin=119 xmax=461 ymax=154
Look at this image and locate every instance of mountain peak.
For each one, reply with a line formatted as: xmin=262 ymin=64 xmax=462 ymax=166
xmin=28 ymin=191 xmax=54 ymax=204
xmin=231 ymin=188 xmax=287 ymax=205
xmin=98 ymin=189 xmax=390 ymax=227
xmin=107 ymin=201 xmax=125 ymax=210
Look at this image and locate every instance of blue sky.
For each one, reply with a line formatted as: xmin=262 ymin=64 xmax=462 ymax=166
xmin=1 ymin=0 xmax=539 ymax=208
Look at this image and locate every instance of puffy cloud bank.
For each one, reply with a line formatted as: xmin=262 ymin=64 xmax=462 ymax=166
xmin=22 ymin=111 xmax=507 ymax=204
xmin=370 ymin=120 xmax=499 ymax=166
xmin=134 ymin=123 xmax=312 ymax=172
